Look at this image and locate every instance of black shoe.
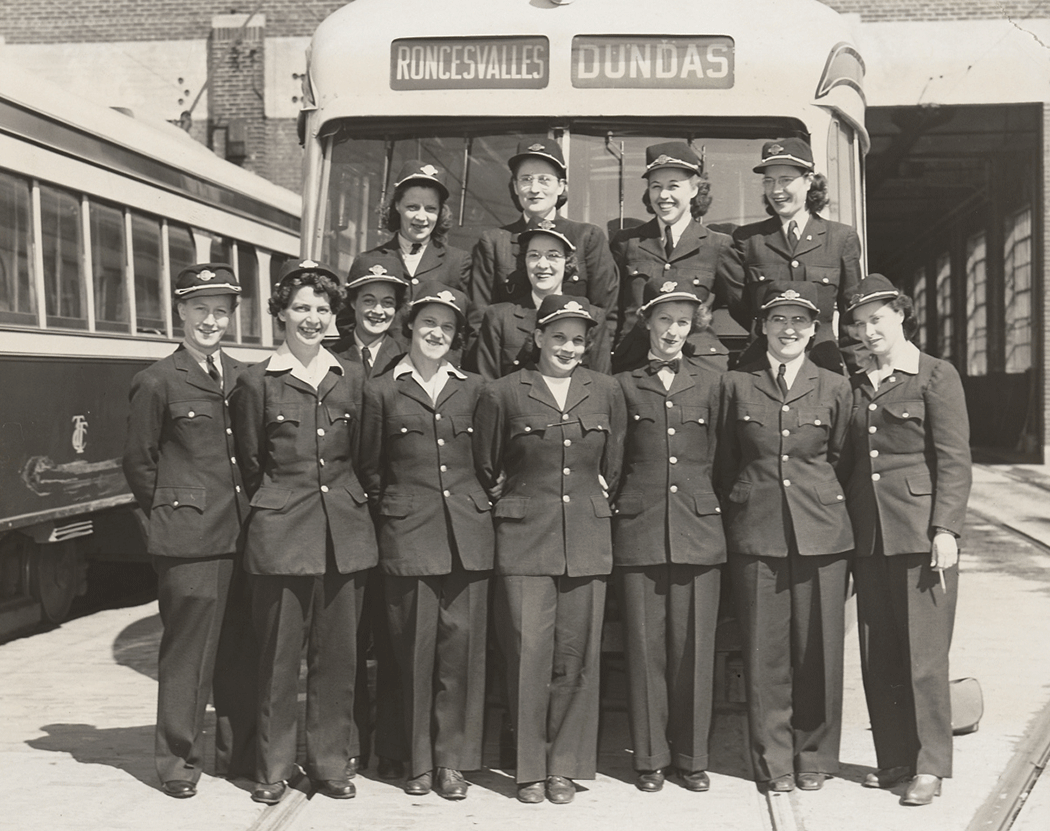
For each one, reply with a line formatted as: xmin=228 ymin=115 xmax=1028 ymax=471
xmin=796 ymin=772 xmax=827 ymax=791
xmin=404 ymin=771 xmax=432 ymax=796
xmin=862 ymin=766 xmax=911 ymax=789
xmin=251 ymin=781 xmax=287 ymax=805
xmin=901 ymin=774 xmax=942 ymax=806
xmin=377 ymin=756 xmax=404 ymax=780
xmin=162 ymin=780 xmax=197 ymax=799
xmin=636 ymin=769 xmax=665 ymax=792
xmin=679 ymin=769 xmax=710 ymax=792
xmin=517 ymin=781 xmax=544 ymax=803
xmin=546 ymin=775 xmax=575 ymax=804
xmin=434 ymin=767 xmax=468 ymax=800
xmin=314 ymin=778 xmax=356 ymax=799
xmin=766 ymin=774 xmax=795 ymax=793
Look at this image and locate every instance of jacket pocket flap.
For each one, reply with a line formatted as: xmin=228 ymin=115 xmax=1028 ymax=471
xmin=168 ymin=400 xmax=214 ymax=420
xmin=152 ymin=486 xmax=206 ymax=511
xmin=509 ymin=415 xmax=545 ymax=438
xmin=681 ymin=406 xmax=711 ymax=425
xmin=385 ymin=413 xmax=426 ymax=437
xmin=250 ymin=487 xmax=290 ymax=510
xmin=494 ymin=496 xmax=529 ymax=519
xmin=736 ymin=406 xmax=766 ymax=426
xmin=614 ymin=492 xmax=645 ymax=517
xmin=579 ymin=414 xmax=611 ymax=433
xmin=884 ymin=400 xmax=925 ymax=422
xmin=379 ymin=493 xmax=413 ymax=517
xmin=592 ymin=495 xmax=613 ymax=518
xmin=798 ymin=407 xmax=832 ymax=427
xmin=693 ymin=492 xmax=722 ymax=516
xmin=345 ymin=480 xmax=368 ymax=505
xmin=469 ymin=490 xmax=493 ymax=512
xmin=451 ymin=414 xmax=476 ymax=436
xmin=266 ymin=402 xmax=301 ymax=425
xmin=325 ymin=403 xmax=354 ymax=423
xmin=728 ymin=481 xmax=752 ymax=504
xmin=815 ymin=480 xmax=847 ymax=506
xmin=907 ymin=473 xmax=933 ymax=496
xmin=628 ymin=407 xmax=658 ymax=424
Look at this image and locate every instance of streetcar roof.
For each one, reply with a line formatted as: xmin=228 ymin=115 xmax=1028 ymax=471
xmin=305 ymin=0 xmax=866 ymax=143
xmin=0 ymin=58 xmax=301 ymax=222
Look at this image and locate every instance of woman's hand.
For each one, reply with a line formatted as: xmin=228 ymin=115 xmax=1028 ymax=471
xmin=931 ymin=531 xmax=959 ymax=571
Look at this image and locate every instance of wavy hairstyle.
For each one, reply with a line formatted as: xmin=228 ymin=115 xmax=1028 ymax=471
xmin=762 ymin=172 xmax=830 ymax=216
xmin=268 ymin=271 xmax=344 ymax=330
xmin=642 ymin=173 xmax=713 ymax=220
xmin=381 ymin=181 xmax=454 ymax=245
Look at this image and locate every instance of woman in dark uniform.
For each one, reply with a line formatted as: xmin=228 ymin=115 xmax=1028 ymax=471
xmin=474 ymin=294 xmax=626 ymax=804
xmin=612 ymin=275 xmax=726 ymax=794
xmin=359 ymin=284 xmax=494 ymax=801
xmin=610 ymin=141 xmax=739 ymax=368
xmin=729 ymin=138 xmax=863 ymax=374
xmin=842 ymin=274 xmax=972 ymax=806
xmin=474 ymin=224 xmax=610 ymax=380
xmin=231 ymin=260 xmax=378 ymax=805
xmin=718 ymin=280 xmax=853 ymax=793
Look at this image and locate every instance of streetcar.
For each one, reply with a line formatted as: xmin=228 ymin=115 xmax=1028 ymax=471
xmin=0 ymin=61 xmax=301 ymax=639
xmin=297 ymin=0 xmax=868 ymax=346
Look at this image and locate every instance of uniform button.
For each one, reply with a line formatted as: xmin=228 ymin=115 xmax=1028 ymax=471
xmin=665 ymin=401 xmax=673 ymax=408
xmin=669 ymin=456 xmax=678 ymax=464
xmin=871 ymin=473 xmax=881 ymax=481
xmin=715 ymin=506 xmax=721 ymax=513
xmin=868 ymin=403 xmax=877 ymax=411
xmin=435 ymin=413 xmax=442 ymax=420
xmin=173 ymin=500 xmax=179 ymax=506
xmin=230 ymin=456 xmax=236 ymax=464
xmin=525 ymin=425 xmax=532 ymax=432
xmin=443 ymin=489 xmax=451 ymax=497
xmin=782 ymin=454 xmax=789 ymax=461
xmin=814 ymin=419 xmax=821 ymax=425
xmin=437 ymin=438 xmax=445 ymax=446
xmin=412 ymin=277 xmax=419 ymax=284
xmin=224 ymin=400 xmax=229 ymax=407
xmin=783 ymin=479 xmax=791 ymax=487
xmin=669 ymin=485 xmax=678 ymax=493
xmin=889 ymin=377 xmax=897 ymax=384
xmin=401 ymin=427 xmax=408 ymax=433
xmin=868 ymin=426 xmax=877 ymax=434
xmin=187 ymin=411 xmax=195 ymax=418
xmin=564 ymin=439 xmax=571 ymax=447
xmin=709 ymin=346 xmax=717 ymax=352
xmin=634 ymin=414 xmax=641 ymax=421
xmin=782 ymin=405 xmax=790 ymax=412
xmin=667 ymin=427 xmax=675 ymax=435
xmin=790 ymin=259 xmax=799 ymax=268
xmin=235 ymin=486 xmax=241 ymax=493
xmin=781 ymin=429 xmax=790 ymax=437
xmin=901 ymin=411 xmax=909 ymax=418
xmin=822 ymin=277 xmax=830 ymax=283
xmin=467 ymin=427 xmax=473 ymax=433
xmin=743 ymin=415 xmax=751 ymax=421
xmin=563 ymin=467 xmax=571 ymax=475
xmin=513 ymin=360 xmax=520 ymax=366
xmin=277 ymin=414 xmax=285 ymax=421
xmin=562 ymin=413 xmax=570 ymax=421
xmin=664 ymin=263 xmax=671 ymax=271
xmin=869 ymin=450 xmax=879 ymax=458
xmin=320 ymin=459 xmax=326 ymax=466
xmin=562 ymin=495 xmax=570 ymax=503
xmin=226 ymin=428 xmax=233 ymax=435
xmin=317 ymin=428 xmax=325 ymax=436
xmin=321 ymin=485 xmax=329 ymax=493
xmin=440 ymin=464 xmax=447 ymax=472
xmin=344 ymin=412 xmax=350 ymax=418
xmin=836 ymin=494 xmax=844 ymax=500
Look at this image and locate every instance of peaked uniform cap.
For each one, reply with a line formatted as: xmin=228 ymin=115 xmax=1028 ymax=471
xmin=753 ymin=137 xmax=815 ymax=173
xmin=518 ymin=220 xmax=576 ymax=252
xmin=759 ymin=280 xmax=820 ymax=313
xmin=536 ymin=294 xmax=597 ymax=327
xmin=638 ymin=276 xmax=705 ymax=313
xmin=393 ymin=159 xmax=449 ymax=200
xmin=277 ymin=258 xmax=342 ymax=284
xmin=845 ymin=273 xmax=902 ymax=314
xmin=643 ymin=141 xmax=702 ymax=177
xmin=408 ymin=281 xmax=468 ymax=327
xmin=346 ymin=252 xmax=410 ymax=291
xmin=173 ymin=263 xmax=241 ymax=299
xmin=508 ymin=137 xmax=567 ymax=175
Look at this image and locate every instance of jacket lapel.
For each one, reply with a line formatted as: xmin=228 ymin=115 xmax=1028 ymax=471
xmin=793 ymin=216 xmax=826 ymax=258
xmin=638 ymin=220 xmax=666 ymax=263
xmin=760 ymin=217 xmax=793 ymax=260
xmin=670 ymin=220 xmax=707 ymax=262
xmin=174 ymin=347 xmax=221 ymax=395
xmin=667 ymin=362 xmax=697 ymax=396
xmin=413 ymin=244 xmax=443 ymax=279
xmin=563 ymin=372 xmax=592 ymax=413
xmin=434 ymin=375 xmax=462 ymax=410
xmin=396 ymin=373 xmax=435 ymax=411
xmin=633 ymin=366 xmax=667 ymax=396
xmin=784 ymin=359 xmax=819 ymax=405
xmin=523 ymin=370 xmax=560 ymax=412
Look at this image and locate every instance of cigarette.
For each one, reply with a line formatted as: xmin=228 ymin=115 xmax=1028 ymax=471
xmin=938 ymin=569 xmax=946 ymax=592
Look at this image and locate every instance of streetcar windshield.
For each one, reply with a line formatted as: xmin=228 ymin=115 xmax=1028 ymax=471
xmin=317 ymin=119 xmax=828 ymax=274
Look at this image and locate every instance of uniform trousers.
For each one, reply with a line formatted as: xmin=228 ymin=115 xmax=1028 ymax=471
xmin=496 ymin=574 xmax=606 ymax=784
xmin=854 ymin=547 xmax=958 ymax=778
xmin=154 ymin=554 xmax=256 ymax=783
xmin=385 ymin=567 xmax=490 ymax=778
xmin=250 ymin=566 xmax=367 ymax=784
xmin=730 ymin=551 xmax=849 ymax=781
xmin=615 ymin=563 xmax=721 ymax=773
xmin=353 ymin=570 xmax=406 ymax=764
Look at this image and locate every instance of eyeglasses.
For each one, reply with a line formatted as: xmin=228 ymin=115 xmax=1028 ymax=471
xmin=767 ymin=314 xmax=814 ymax=327
xmin=526 ymin=251 xmax=565 ymax=263
xmin=761 ymin=175 xmax=805 ymax=189
xmin=516 ymin=174 xmax=561 ymax=188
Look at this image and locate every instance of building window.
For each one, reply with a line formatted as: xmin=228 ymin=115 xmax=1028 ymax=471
xmin=0 ymin=171 xmax=37 ymax=324
xmin=912 ymin=267 xmax=926 ymax=351
xmin=965 ymin=232 xmax=987 ymax=376
xmin=935 ymin=252 xmax=951 ymax=360
xmin=1003 ymin=207 xmax=1032 ymax=373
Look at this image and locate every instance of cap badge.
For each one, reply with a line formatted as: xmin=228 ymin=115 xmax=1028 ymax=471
xmin=563 ymin=300 xmax=583 ymax=312
xmin=528 ymin=143 xmax=546 ymax=152
xmin=198 ymin=269 xmax=215 ymax=282
xmin=654 ymin=154 xmax=673 ymax=165
xmin=368 ymin=264 xmax=388 ymax=276
xmin=767 ymin=144 xmax=784 ymax=156
xmin=300 ymin=259 xmax=319 ymax=269
xmin=436 ymin=290 xmax=457 ymax=304
xmin=660 ymin=281 xmax=677 ymax=293
xmin=420 ymin=164 xmax=439 ymax=177
xmin=537 ymin=219 xmax=556 ymax=231
xmin=781 ymin=289 xmax=801 ymax=300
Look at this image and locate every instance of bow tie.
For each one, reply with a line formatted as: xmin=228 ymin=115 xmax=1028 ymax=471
xmin=647 ymin=358 xmax=680 ymax=375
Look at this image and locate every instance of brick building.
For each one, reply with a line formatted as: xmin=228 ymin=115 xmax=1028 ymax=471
xmin=1 ymin=0 xmax=1049 ymax=460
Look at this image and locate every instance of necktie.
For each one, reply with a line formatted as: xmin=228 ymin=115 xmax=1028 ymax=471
xmin=361 ymin=345 xmax=372 ymax=369
xmin=776 ymin=362 xmax=789 ymax=399
xmin=664 ymin=225 xmax=675 ymax=259
xmin=206 ymin=354 xmax=221 ymax=385
xmin=648 ymin=358 xmax=680 ymax=375
xmin=409 ymin=243 xmax=421 ymax=255
xmin=787 ymin=220 xmax=799 ymax=251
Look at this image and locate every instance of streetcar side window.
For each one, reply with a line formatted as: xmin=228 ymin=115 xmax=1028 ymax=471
xmin=0 ymin=170 xmax=36 ymax=325
xmin=168 ymin=223 xmax=196 ymax=339
xmin=40 ymin=184 xmax=88 ymax=330
xmin=90 ymin=201 xmax=130 ymax=334
xmin=131 ymin=212 xmax=165 ymax=335
xmin=238 ymin=243 xmax=261 ymax=344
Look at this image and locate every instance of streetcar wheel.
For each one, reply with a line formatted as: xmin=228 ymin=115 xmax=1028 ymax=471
xmin=27 ymin=540 xmax=82 ymax=624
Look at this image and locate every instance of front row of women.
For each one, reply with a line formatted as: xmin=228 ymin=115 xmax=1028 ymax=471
xmin=231 ymin=259 xmax=970 ymax=808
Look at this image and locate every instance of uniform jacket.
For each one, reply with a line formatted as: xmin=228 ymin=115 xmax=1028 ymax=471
xmin=612 ymin=357 xmax=726 ymax=566
xmin=611 ymin=217 xmax=740 ymax=345
xmin=718 ymin=356 xmax=854 ymax=558
xmin=474 ymin=298 xmax=611 ymax=381
xmin=473 ymin=367 xmax=626 ymax=577
xmin=123 ymin=347 xmax=248 ymax=558
xmin=728 ymin=215 xmax=862 ymax=347
xmin=468 ymin=216 xmax=619 ymax=326
xmin=842 ymin=352 xmax=972 ymax=557
xmin=230 ymin=353 xmax=378 ymax=576
xmin=359 ymin=366 xmax=494 ymax=576
xmin=329 ymin=332 xmax=404 ymax=379
xmin=371 ymin=235 xmax=470 ymax=292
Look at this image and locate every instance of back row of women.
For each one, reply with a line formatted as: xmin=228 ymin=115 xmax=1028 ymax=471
xmin=227 ymin=137 xmax=971 ymax=809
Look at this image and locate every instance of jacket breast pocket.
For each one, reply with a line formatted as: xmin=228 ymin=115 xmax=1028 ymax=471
xmin=169 ymin=400 xmax=215 ymax=424
xmin=494 ymin=496 xmax=529 ymax=519
xmin=673 ymin=265 xmax=716 ymax=293
xmin=509 ymin=415 xmax=547 ymax=440
xmin=628 ymin=406 xmax=658 ymax=426
xmin=265 ymin=402 xmax=302 ymax=429
xmin=325 ymin=403 xmax=354 ymax=428
xmin=681 ymin=406 xmax=711 ymax=427
xmin=735 ymin=404 xmax=768 ymax=427
xmin=386 ymin=413 xmax=427 ymax=438
xmin=579 ymin=413 xmax=611 ymax=436
xmin=808 ymin=265 xmax=841 ymax=290
xmin=797 ymin=407 xmax=832 ymax=429
xmin=451 ymin=414 xmax=476 ymax=437
xmin=884 ymin=400 xmax=925 ymax=425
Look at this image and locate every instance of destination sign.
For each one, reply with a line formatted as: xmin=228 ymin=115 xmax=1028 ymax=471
xmin=571 ymin=35 xmax=734 ymax=89
xmin=391 ymin=37 xmax=549 ymax=90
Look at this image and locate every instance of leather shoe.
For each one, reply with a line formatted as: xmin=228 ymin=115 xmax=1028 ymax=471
xmin=901 ymin=774 xmax=942 ymax=806
xmin=517 ymin=781 xmax=544 ymax=803
xmin=162 ymin=780 xmax=196 ymax=799
xmin=546 ymin=775 xmax=575 ymax=804
xmin=862 ymin=766 xmax=911 ymax=789
xmin=314 ymin=778 xmax=356 ymax=799
xmin=251 ymin=781 xmax=287 ymax=805
xmin=345 ymin=756 xmax=361 ymax=778
xmin=679 ymin=769 xmax=710 ymax=792
xmin=404 ymin=771 xmax=432 ymax=796
xmin=767 ymin=774 xmax=795 ymax=793
xmin=377 ymin=756 xmax=404 ymax=780
xmin=796 ymin=772 xmax=827 ymax=791
xmin=636 ymin=769 xmax=665 ymax=792
xmin=435 ymin=767 xmax=468 ymax=800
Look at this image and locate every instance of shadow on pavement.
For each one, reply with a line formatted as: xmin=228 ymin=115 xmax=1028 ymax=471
xmin=112 ymin=613 xmax=162 ymax=682
xmin=27 ymin=723 xmax=158 ymax=790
